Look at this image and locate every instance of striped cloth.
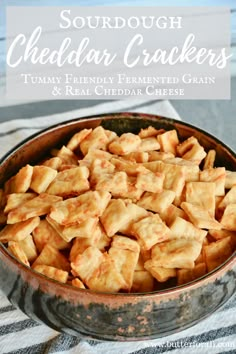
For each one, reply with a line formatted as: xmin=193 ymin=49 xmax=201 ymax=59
xmin=0 ymin=99 xmax=235 ymax=354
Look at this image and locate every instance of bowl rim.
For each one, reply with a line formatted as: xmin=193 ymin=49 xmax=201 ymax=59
xmin=0 ymin=111 xmax=235 ymax=298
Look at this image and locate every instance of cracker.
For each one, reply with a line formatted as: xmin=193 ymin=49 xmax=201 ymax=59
xmin=122 ymin=151 xmax=149 ymax=163
xmin=135 ymin=170 xmax=164 ymax=193
xmin=138 ymin=137 xmax=160 ymax=152
xmin=18 ymin=234 xmax=38 ymax=262
xmin=151 ymin=239 xmax=202 ymax=269
xmin=95 ymin=171 xmax=128 ymax=195
xmin=220 ymin=204 xmax=236 ymax=231
xmin=52 ymin=146 xmax=78 ymax=165
xmin=225 ymin=171 xmax=236 ymax=189
xmin=4 ymin=193 xmax=37 ymax=214
xmin=144 ymin=261 xmax=176 ymax=282
xmin=138 ymin=126 xmax=162 ymax=138
xmin=42 ymin=157 xmax=62 ymax=170
xmin=4 ymin=165 xmax=33 ymax=194
xmin=204 ymin=236 xmax=233 ymax=272
xmin=32 ymin=244 xmax=70 ymax=272
xmin=7 ymin=194 xmax=62 ymax=224
xmin=109 ymin=133 xmax=141 ymax=155
xmin=100 ymin=199 xmax=130 ymax=236
xmin=203 ymin=150 xmax=216 ymax=170
xmin=177 ymin=263 xmax=206 ymax=285
xmin=34 ymin=265 xmax=68 ymax=283
xmin=0 ymin=216 xmax=40 ymax=242
xmin=49 ymin=190 xmax=111 ymax=225
xmin=8 ymin=241 xmax=30 ymax=266
xmin=71 ymin=278 xmax=86 ymax=289
xmin=158 ymin=130 xmax=179 ymax=154
xmin=200 ymin=167 xmax=226 ymax=196
xmin=169 ymin=216 xmax=207 ymax=243
xmin=131 ymin=214 xmax=170 ymax=250
xmin=30 ymin=166 xmax=57 ymax=194
xmin=185 ymin=182 xmax=216 ymax=216
xmin=218 ymin=186 xmax=236 ymax=210
xmin=137 ymin=190 xmax=175 ymax=214
xmin=32 ymin=219 xmax=70 ymax=252
xmin=46 ymin=166 xmax=90 ymax=197
xmin=80 ymin=126 xmax=109 ymax=155
xmin=66 ymin=128 xmax=92 ymax=151
xmin=148 ymin=151 xmax=175 ymax=162
xmin=181 ymin=202 xmax=222 ymax=230
xmin=131 ymin=271 xmax=154 ymax=292
xmin=47 ymin=216 xmax=98 ymax=242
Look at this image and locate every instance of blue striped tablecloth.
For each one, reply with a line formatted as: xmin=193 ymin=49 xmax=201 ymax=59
xmin=0 ymin=99 xmax=235 ymax=354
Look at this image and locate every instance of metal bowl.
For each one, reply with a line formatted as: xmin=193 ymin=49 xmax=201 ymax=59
xmin=0 ymin=112 xmax=235 ymax=341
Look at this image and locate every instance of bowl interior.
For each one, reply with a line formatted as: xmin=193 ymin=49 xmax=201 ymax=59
xmin=0 ymin=113 xmax=235 ymax=187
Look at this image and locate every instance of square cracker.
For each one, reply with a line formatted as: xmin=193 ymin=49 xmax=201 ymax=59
xmin=151 ymin=239 xmax=202 ymax=269
xmin=158 ymin=130 xmax=179 ymax=154
xmin=95 ymin=171 xmax=128 ymax=195
xmin=80 ymin=126 xmax=109 ymax=155
xmin=225 ymin=171 xmax=236 ymax=189
xmin=148 ymin=151 xmax=175 ymax=162
xmin=69 ymin=224 xmax=105 ymax=262
xmin=135 ymin=170 xmax=164 ymax=193
xmin=66 ymin=128 xmax=92 ymax=151
xmin=160 ymin=204 xmax=187 ymax=227
xmin=46 ymin=166 xmax=90 ymax=197
xmin=144 ymin=261 xmax=176 ymax=282
xmin=7 ymin=194 xmax=62 ymax=224
xmin=4 ymin=165 xmax=33 ymax=194
xmin=177 ymin=263 xmax=206 ymax=285
xmin=46 ymin=216 xmax=98 ymax=242
xmin=71 ymin=278 xmax=86 ymax=289
xmin=30 ymin=166 xmax=57 ymax=194
xmin=200 ymin=167 xmax=226 ymax=196
xmin=169 ymin=216 xmax=207 ymax=243
xmin=138 ymin=126 xmax=161 ymax=138
xmin=220 ymin=204 xmax=236 ymax=231
xmin=204 ymin=236 xmax=233 ymax=272
xmin=49 ymin=190 xmax=111 ymax=225
xmin=19 ymin=234 xmax=38 ymax=262
xmin=137 ymin=190 xmax=175 ymax=214
xmin=32 ymin=219 xmax=70 ymax=252
xmin=100 ymin=199 xmax=130 ymax=237
xmin=71 ymin=246 xmax=126 ymax=292
xmin=4 ymin=193 xmax=37 ymax=214
xmin=0 ymin=216 xmax=40 ymax=242
xmin=131 ymin=214 xmax=170 ymax=250
xmin=32 ymin=244 xmax=70 ymax=272
xmin=181 ymin=202 xmax=222 ymax=230
xmin=8 ymin=241 xmax=30 ymax=266
xmin=109 ymin=235 xmax=140 ymax=291
xmin=109 ymin=133 xmax=141 ymax=155
xmin=203 ymin=150 xmax=216 ymax=170
xmin=185 ymin=182 xmax=216 ymax=216
xmin=52 ymin=146 xmax=78 ymax=165
xmin=218 ymin=186 xmax=236 ymax=210
xmin=181 ymin=142 xmax=206 ymax=165
xmin=34 ymin=265 xmax=68 ymax=283
xmin=42 ymin=157 xmax=62 ymax=170
xmin=131 ymin=271 xmax=154 ymax=292
xmin=119 ymin=202 xmax=149 ymax=235
xmin=138 ymin=137 xmax=160 ymax=152
xmin=122 ymin=151 xmax=149 ymax=163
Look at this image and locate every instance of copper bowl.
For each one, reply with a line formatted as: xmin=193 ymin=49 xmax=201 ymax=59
xmin=0 ymin=112 xmax=235 ymax=341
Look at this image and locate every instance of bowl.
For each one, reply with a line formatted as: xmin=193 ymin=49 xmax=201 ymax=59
xmin=0 ymin=112 xmax=235 ymax=341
